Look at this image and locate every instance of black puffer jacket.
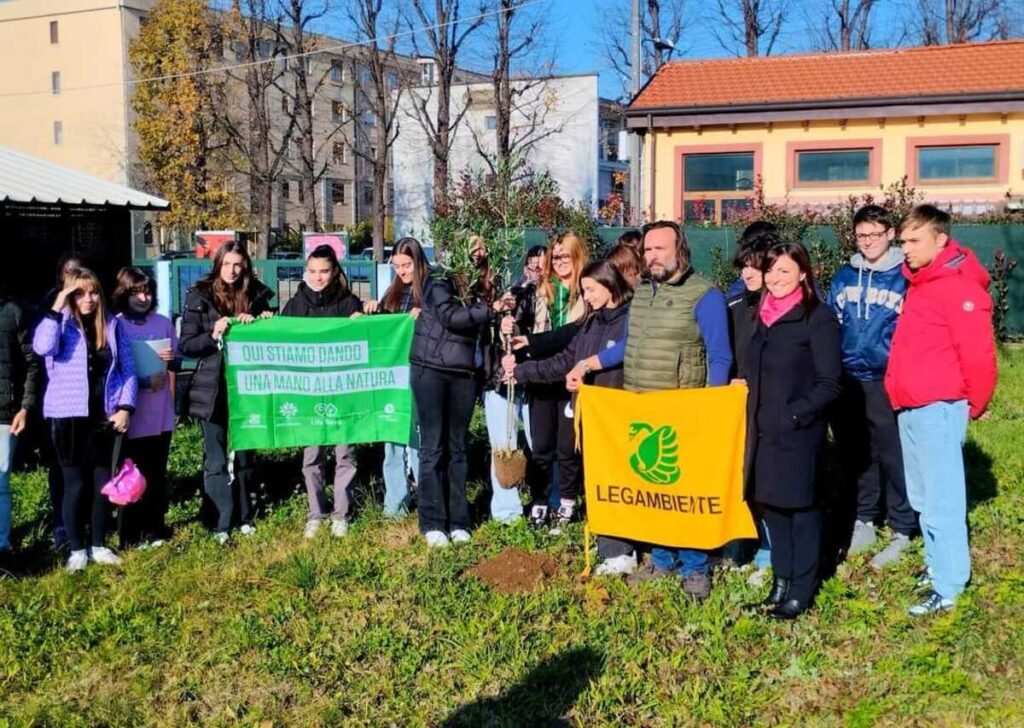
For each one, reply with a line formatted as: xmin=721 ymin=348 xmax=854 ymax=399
xmin=179 ymin=279 xmax=275 ymax=419
xmin=410 ymin=274 xmax=492 ymax=374
xmin=281 ymin=280 xmax=362 ymax=318
xmin=0 ymin=297 xmax=40 ymax=422
xmin=514 ymin=305 xmax=629 ymax=389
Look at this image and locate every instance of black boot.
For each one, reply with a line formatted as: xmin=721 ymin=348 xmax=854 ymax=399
xmin=743 ymin=576 xmax=789 ymax=611
xmin=768 ymin=598 xmax=810 ymax=620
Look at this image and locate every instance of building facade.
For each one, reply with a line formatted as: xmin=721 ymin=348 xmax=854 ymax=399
xmin=625 ymin=41 xmax=1024 ymax=225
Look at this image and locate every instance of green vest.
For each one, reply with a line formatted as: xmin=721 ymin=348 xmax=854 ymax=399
xmin=624 ymin=268 xmax=712 ymax=392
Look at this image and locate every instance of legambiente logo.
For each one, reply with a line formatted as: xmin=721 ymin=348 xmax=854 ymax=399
xmin=628 ymin=422 xmax=681 ymax=485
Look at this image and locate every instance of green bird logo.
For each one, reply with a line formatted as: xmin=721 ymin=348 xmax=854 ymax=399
xmin=628 ymin=422 xmax=681 ymax=485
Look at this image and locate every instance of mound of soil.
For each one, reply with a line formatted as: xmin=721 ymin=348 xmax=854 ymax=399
xmin=469 ymin=548 xmax=558 ymax=594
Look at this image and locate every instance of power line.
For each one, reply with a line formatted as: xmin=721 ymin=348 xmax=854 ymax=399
xmin=0 ymin=0 xmax=543 ymax=100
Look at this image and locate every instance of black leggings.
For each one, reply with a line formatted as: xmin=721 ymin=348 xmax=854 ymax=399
xmin=119 ymin=432 xmax=173 ymax=546
xmin=51 ymin=418 xmax=115 ymax=551
xmin=527 ymin=391 xmax=581 ymax=505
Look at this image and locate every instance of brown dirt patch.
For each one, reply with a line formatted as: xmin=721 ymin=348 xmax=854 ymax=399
xmin=468 ymin=548 xmax=558 ymax=594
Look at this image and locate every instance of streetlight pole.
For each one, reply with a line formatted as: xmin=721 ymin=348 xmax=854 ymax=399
xmin=629 ymin=0 xmax=642 ymax=225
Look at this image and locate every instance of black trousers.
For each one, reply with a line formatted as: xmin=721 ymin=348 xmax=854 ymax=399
xmin=527 ymin=391 xmax=581 ymax=505
xmin=761 ymin=504 xmax=821 ymax=603
xmin=412 ymin=365 xmax=477 ymax=534
xmin=51 ymin=418 xmax=115 ymax=551
xmin=119 ymin=432 xmax=173 ymax=546
xmin=833 ymin=377 xmax=916 ymax=536
xmin=201 ymin=410 xmax=254 ymax=533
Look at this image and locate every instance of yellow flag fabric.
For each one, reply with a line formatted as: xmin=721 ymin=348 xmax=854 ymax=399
xmin=576 ymin=384 xmax=756 ymax=550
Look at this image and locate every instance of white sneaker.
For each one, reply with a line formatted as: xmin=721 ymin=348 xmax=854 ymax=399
xmin=213 ymin=531 xmax=230 ymax=546
xmin=149 ymin=539 xmax=166 ymax=549
xmin=89 ymin=546 xmax=122 ymax=566
xmin=239 ymin=524 xmax=256 ymax=537
xmin=746 ymin=567 xmax=771 ymax=588
xmin=449 ymin=529 xmax=471 ymax=544
xmin=870 ymin=532 xmax=912 ymax=569
xmin=594 ymin=552 xmax=638 ymax=576
xmin=424 ymin=530 xmax=450 ymax=548
xmin=548 ymin=503 xmax=575 ymax=535
xmin=849 ymin=519 xmax=877 ymax=554
xmin=303 ymin=519 xmax=322 ymax=539
xmin=66 ymin=549 xmax=88 ymax=573
xmin=331 ymin=519 xmax=348 ymax=538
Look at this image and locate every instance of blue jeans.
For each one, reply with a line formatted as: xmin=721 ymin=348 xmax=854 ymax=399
xmin=0 ymin=430 xmax=15 ymax=550
xmin=650 ymin=547 xmax=709 ymax=577
xmin=382 ymin=442 xmax=418 ymax=518
xmin=898 ymin=400 xmax=970 ymax=601
xmin=484 ymin=390 xmax=532 ymax=523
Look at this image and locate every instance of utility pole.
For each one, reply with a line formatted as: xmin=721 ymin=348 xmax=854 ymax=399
xmin=629 ymin=0 xmax=642 ymax=225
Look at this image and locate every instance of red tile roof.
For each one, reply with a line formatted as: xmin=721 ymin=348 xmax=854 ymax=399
xmin=630 ymin=40 xmax=1024 ymax=110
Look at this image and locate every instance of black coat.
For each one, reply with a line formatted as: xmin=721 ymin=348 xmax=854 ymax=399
xmin=0 ymin=297 xmax=40 ymax=423
xmin=179 ymin=279 xmax=275 ymax=420
xmin=514 ymin=305 xmax=628 ymax=389
xmin=409 ymin=274 xmax=492 ymax=374
xmin=727 ymin=288 xmax=760 ymax=379
xmin=742 ymin=301 xmax=841 ymax=509
xmin=281 ymin=280 xmax=362 ymax=319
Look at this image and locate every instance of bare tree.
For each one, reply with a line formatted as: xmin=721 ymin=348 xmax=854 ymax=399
xmin=597 ymin=0 xmax=687 ymax=102
xmin=405 ymin=0 xmax=488 ymax=216
xmin=916 ymin=0 xmax=1007 ymax=44
xmin=805 ymin=0 xmax=878 ymax=50
xmin=345 ymin=0 xmax=406 ymax=259
xmin=279 ymin=0 xmax=332 ymax=230
xmin=713 ymin=0 xmax=788 ymax=56
xmin=217 ymin=1 xmax=297 ymax=257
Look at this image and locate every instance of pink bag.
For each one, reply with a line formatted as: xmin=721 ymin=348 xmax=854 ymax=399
xmin=101 ymin=437 xmax=148 ymax=505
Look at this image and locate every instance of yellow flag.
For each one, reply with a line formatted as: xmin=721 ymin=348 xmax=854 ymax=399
xmin=576 ymin=384 xmax=756 ymax=550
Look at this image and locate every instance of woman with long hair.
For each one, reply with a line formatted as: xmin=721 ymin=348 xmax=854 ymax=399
xmin=365 ymin=237 xmax=429 ymax=518
xmin=179 ymin=242 xmax=274 ymax=544
xmin=408 ymin=236 xmax=513 ymax=547
xmin=282 ymin=245 xmax=362 ymax=538
xmin=512 ymin=231 xmax=589 ymax=530
xmin=503 ymin=258 xmax=633 ymax=533
xmin=111 ymin=267 xmax=178 ymax=549
xmin=741 ymin=241 xmax=841 ymax=619
xmin=34 ymin=268 xmax=137 ymax=572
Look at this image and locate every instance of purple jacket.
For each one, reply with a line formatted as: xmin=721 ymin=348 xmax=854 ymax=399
xmin=33 ymin=311 xmax=138 ymax=419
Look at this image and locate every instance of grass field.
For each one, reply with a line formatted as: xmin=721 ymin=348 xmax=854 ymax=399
xmin=1 ymin=348 xmax=1022 ymax=727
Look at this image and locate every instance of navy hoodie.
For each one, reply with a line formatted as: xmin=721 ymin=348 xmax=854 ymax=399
xmin=827 ymin=246 xmax=907 ymax=381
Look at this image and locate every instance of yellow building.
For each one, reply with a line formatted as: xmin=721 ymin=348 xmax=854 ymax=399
xmin=0 ymin=0 xmax=155 ymax=186
xmin=626 ymin=41 xmax=1024 ymax=225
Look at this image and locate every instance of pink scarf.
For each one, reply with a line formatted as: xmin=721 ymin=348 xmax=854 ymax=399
xmin=759 ymin=288 xmax=804 ymax=327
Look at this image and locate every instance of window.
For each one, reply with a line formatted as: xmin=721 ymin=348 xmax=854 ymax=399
xmin=332 ymin=101 xmax=348 ymax=123
xmin=51 ymin=71 xmax=60 ymax=95
xmin=359 ymin=66 xmax=372 ymax=86
xmin=49 ymin=21 xmax=58 ymax=44
xmin=485 ymin=115 xmax=497 ymax=131
xmin=297 ymin=183 xmax=304 ymax=204
xmin=330 ymin=60 xmax=343 ymax=83
xmin=53 ymin=121 xmax=63 ymax=146
xmin=332 ymin=142 xmax=346 ymax=165
xmin=362 ymin=184 xmax=373 ymax=206
xmin=420 ymin=61 xmax=435 ymax=85
xmin=386 ymin=72 xmax=399 ymax=89
xmin=361 ymin=109 xmax=376 ymax=126
xmin=678 ymin=148 xmax=759 ymax=225
xmin=282 ymin=181 xmax=291 ymax=200
xmin=683 ymin=152 xmax=754 ymax=191
xmin=281 ymin=95 xmax=289 ymax=114
xmin=331 ymin=181 xmax=346 ymax=204
xmin=796 ymin=149 xmax=870 ymax=184
xmin=917 ymin=145 xmax=997 ymax=182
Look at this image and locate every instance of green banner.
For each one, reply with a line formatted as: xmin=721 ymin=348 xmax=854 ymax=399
xmin=223 ymin=314 xmax=414 ymax=451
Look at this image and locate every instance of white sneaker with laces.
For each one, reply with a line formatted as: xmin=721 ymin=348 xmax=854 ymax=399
xmin=90 ymin=546 xmax=121 ymax=566
xmin=239 ymin=524 xmax=256 ymax=537
xmin=548 ymin=503 xmax=575 ymax=535
xmin=449 ymin=529 xmax=471 ymax=544
xmin=528 ymin=504 xmax=548 ymax=529
xmin=849 ymin=519 xmax=877 ymax=554
xmin=594 ymin=552 xmax=638 ymax=576
xmin=331 ymin=519 xmax=348 ymax=538
xmin=303 ymin=519 xmax=322 ymax=539
xmin=149 ymin=539 xmax=166 ymax=549
xmin=908 ymin=590 xmax=955 ymax=616
xmin=66 ymin=549 xmax=88 ymax=573
xmin=213 ymin=531 xmax=230 ymax=546
xmin=424 ymin=530 xmax=450 ymax=548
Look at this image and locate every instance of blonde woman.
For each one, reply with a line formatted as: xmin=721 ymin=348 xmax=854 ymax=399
xmin=507 ymin=232 xmax=589 ymax=532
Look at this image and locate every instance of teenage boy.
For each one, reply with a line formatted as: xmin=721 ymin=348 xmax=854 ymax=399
xmin=885 ymin=204 xmax=997 ymax=616
xmin=828 ymin=205 xmax=915 ymax=568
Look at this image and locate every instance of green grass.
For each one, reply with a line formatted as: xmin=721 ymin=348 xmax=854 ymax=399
xmin=1 ymin=349 xmax=1023 ymax=726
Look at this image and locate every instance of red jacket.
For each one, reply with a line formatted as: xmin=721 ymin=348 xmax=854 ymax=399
xmin=885 ymin=241 xmax=997 ymax=419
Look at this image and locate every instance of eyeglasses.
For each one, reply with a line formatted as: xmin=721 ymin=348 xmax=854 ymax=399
xmin=855 ymin=231 xmax=889 ymax=242
xmin=551 ymin=254 xmax=571 ymax=263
